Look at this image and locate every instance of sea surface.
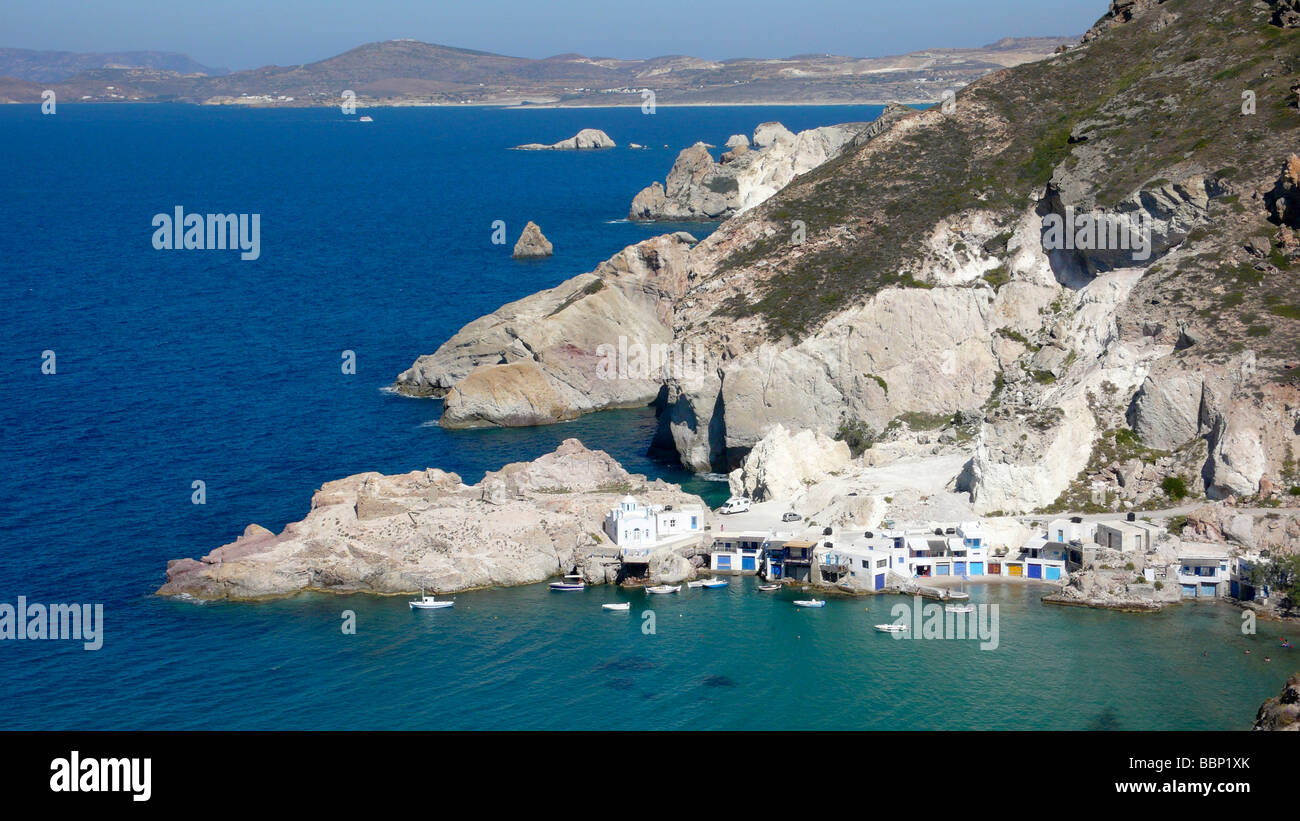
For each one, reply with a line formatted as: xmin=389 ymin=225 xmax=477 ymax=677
xmin=0 ymin=103 xmax=1293 ymax=729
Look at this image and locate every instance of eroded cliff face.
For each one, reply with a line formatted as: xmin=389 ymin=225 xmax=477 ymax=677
xmin=393 ymin=232 xmax=696 ymax=428
xmin=394 ymin=0 xmax=1300 ymax=515
xmin=158 ymin=439 xmax=708 ymax=601
xmin=627 ymin=117 xmax=897 ymax=221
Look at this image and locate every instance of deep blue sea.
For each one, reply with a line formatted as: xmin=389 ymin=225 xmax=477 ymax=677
xmin=1 ymin=103 xmax=1294 ymax=729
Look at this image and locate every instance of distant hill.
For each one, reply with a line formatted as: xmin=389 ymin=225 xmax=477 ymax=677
xmin=0 ymin=48 xmax=226 ymax=83
xmin=0 ymin=36 xmax=1078 ymax=106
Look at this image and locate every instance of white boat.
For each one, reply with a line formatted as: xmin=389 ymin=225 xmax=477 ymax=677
xmin=757 ymin=584 xmax=781 ymax=592
xmin=793 ymin=599 xmax=825 ymax=608
xmin=358 ymin=115 xmax=373 ymax=122
xmin=602 ymin=602 xmax=631 ymax=611
xmin=549 ymin=573 xmax=586 ymax=591
xmin=874 ymin=623 xmax=909 ymax=633
xmin=696 ymin=578 xmax=728 ymax=589
xmin=946 ymin=590 xmax=970 ymax=601
xmin=686 ymin=580 xmax=707 ymax=589
xmin=409 ymin=590 xmax=453 ymax=610
xmin=645 ymin=585 xmax=680 ymax=595
xmin=944 ymin=604 xmax=975 ymax=614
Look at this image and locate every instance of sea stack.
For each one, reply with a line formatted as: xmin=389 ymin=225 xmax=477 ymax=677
xmin=512 ymin=221 xmax=553 ymax=258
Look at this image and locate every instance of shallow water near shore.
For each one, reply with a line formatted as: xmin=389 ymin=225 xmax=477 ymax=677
xmin=7 ymin=579 xmax=1294 ymax=730
xmin=0 ymin=103 xmax=1294 ymax=729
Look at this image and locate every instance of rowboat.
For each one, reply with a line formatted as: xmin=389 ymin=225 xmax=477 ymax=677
xmin=757 ymin=584 xmax=781 ymax=592
xmin=944 ymin=604 xmax=975 ymax=614
xmin=698 ymin=578 xmax=728 ymax=589
xmin=409 ymin=590 xmax=453 ymax=610
xmin=645 ymin=585 xmax=680 ymax=595
xmin=945 ymin=590 xmax=970 ymax=601
xmin=793 ymin=599 xmax=825 ymax=608
xmin=602 ymin=602 xmax=631 ymax=611
xmin=549 ymin=573 xmax=586 ymax=591
xmin=874 ymin=623 xmax=908 ymax=633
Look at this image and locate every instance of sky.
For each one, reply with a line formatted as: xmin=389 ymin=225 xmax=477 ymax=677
xmin=1 ymin=0 xmax=1105 ymax=71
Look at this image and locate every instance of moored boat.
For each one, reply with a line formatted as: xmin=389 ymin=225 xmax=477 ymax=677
xmin=944 ymin=604 xmax=975 ymax=613
xmin=874 ymin=623 xmax=908 ymax=633
xmin=602 ymin=602 xmax=631 ymax=611
xmin=645 ymin=585 xmax=680 ymax=595
xmin=699 ymin=578 xmax=728 ymax=589
xmin=793 ymin=599 xmax=825 ymax=608
xmin=757 ymin=584 xmax=781 ymax=592
xmin=549 ymin=573 xmax=586 ymax=591
xmin=409 ymin=589 xmax=453 ymax=610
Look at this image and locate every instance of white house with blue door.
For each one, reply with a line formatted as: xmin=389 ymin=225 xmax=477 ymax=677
xmin=710 ymin=530 xmax=771 ymax=574
xmin=1175 ymin=544 xmax=1230 ymax=598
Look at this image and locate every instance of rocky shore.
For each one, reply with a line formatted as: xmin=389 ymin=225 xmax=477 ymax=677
xmin=1253 ymin=672 xmax=1300 ymax=730
xmin=157 ymin=440 xmax=708 ymax=601
xmin=627 ymin=117 xmax=899 ymax=220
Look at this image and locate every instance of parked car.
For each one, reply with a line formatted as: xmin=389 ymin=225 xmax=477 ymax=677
xmin=719 ymin=497 xmax=751 ymax=515
xmin=782 ymin=511 xmax=801 ymax=522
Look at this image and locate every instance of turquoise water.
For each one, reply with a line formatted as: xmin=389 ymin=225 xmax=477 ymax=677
xmin=0 ymin=103 xmax=1294 ymax=730
xmin=33 ymin=578 xmax=1287 ymax=731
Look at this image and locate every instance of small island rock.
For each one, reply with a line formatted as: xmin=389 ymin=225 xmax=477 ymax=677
xmin=512 ymin=221 xmax=553 ymax=258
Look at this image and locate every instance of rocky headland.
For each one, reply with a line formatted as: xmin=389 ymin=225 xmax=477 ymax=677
xmin=393 ymin=0 xmax=1300 ymax=529
xmin=627 ymin=114 xmax=910 ymax=220
xmin=157 ymin=439 xmax=708 ymax=601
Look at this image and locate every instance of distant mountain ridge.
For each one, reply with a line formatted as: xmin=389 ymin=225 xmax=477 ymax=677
xmin=0 ymin=36 xmax=1076 ymax=106
xmin=0 ymin=48 xmax=226 ymax=82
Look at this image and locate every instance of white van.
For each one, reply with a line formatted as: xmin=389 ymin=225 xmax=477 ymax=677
xmin=719 ymin=497 xmax=751 ymax=515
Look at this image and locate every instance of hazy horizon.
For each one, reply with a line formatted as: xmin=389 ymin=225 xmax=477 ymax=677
xmin=0 ymin=0 xmax=1102 ymax=72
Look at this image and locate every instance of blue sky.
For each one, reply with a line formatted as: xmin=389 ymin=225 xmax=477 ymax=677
xmin=1 ymin=0 xmax=1104 ymax=71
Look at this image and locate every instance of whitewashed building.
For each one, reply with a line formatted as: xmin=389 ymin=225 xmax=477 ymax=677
xmin=603 ymin=496 xmax=703 ymax=559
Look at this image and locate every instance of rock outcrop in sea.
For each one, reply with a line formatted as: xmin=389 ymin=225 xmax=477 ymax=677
xmin=514 ymin=128 xmax=615 ymax=150
xmin=512 ymin=221 xmax=553 ymax=259
xmin=1253 ymin=672 xmax=1300 ymax=730
xmin=157 ymin=439 xmax=708 ymax=601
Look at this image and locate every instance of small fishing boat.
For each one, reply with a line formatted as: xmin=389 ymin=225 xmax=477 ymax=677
xmin=602 ymin=602 xmax=631 ymax=611
xmin=549 ymin=573 xmax=586 ymax=591
xmin=793 ymin=599 xmax=825 ymax=608
xmin=645 ymin=585 xmax=680 ymax=595
xmin=698 ymin=578 xmax=728 ymax=589
xmin=945 ymin=590 xmax=970 ymax=601
xmin=686 ymin=580 xmax=706 ymax=589
xmin=944 ymin=604 xmax=975 ymax=614
xmin=358 ymin=115 xmax=374 ymax=122
xmin=874 ymin=623 xmax=908 ymax=633
xmin=757 ymin=584 xmax=781 ymax=592
xmin=409 ymin=590 xmax=453 ymax=610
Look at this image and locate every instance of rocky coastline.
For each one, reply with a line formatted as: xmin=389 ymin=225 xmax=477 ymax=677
xmin=158 ymin=440 xmax=708 ymax=601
